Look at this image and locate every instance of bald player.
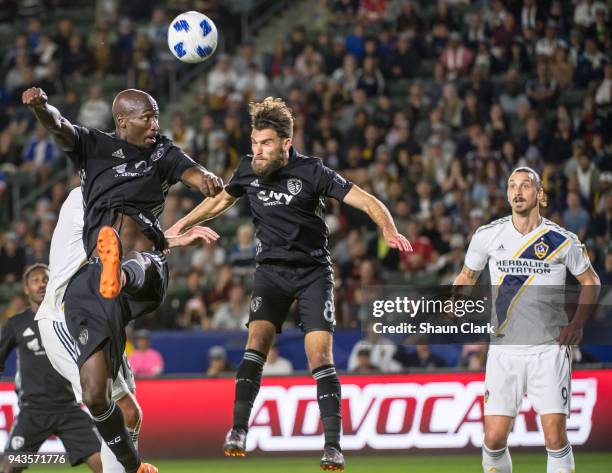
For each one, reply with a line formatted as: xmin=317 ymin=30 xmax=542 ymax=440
xmin=22 ymin=87 xmax=223 ymax=473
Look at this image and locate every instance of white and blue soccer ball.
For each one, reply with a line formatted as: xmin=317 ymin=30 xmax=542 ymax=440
xmin=167 ymin=11 xmax=218 ymax=63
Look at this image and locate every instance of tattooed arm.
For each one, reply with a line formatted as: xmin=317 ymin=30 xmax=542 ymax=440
xmin=453 ymin=265 xmax=482 ymax=286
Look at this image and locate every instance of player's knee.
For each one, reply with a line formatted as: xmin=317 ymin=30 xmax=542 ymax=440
xmin=544 ymin=429 xmax=567 ymax=450
xmin=307 ymin=352 xmax=333 ymax=370
xmin=247 ymin=329 xmax=274 ymax=354
xmin=122 ymin=401 xmax=143 ymax=431
xmin=81 ymin=385 xmax=111 ymax=415
xmin=483 ymin=431 xmax=508 ymax=451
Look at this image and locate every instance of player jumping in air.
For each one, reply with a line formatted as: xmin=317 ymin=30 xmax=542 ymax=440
xmin=35 ymin=186 xmax=143 ymax=473
xmin=22 ymin=86 xmax=223 ymax=473
xmin=166 ymin=97 xmax=413 ymax=471
xmin=0 ymin=264 xmax=102 ymax=473
xmin=453 ymin=167 xmax=600 ymax=473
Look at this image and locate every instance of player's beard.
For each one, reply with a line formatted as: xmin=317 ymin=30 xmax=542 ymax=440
xmin=512 ymin=198 xmax=538 ymax=217
xmin=251 ymin=149 xmax=286 ymax=176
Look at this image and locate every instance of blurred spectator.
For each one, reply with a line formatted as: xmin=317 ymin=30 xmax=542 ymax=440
xmin=347 ymin=324 xmax=401 ymax=372
xmin=262 ymin=344 xmax=293 ymax=375
xmin=563 ymin=190 xmax=590 ymax=241
xmin=20 ymin=125 xmax=60 ymax=181
xmin=350 ymin=347 xmax=380 ymax=373
xmin=526 ymin=62 xmax=558 ymax=112
xmin=0 ymin=232 xmax=26 ymax=284
xmin=394 ymin=338 xmax=447 ymax=369
xmin=574 ymin=0 xmax=608 ymax=29
xmin=206 ymin=345 xmax=234 ymax=377
xmin=128 ymin=330 xmax=164 ymax=378
xmin=164 ymin=112 xmax=195 ymax=153
xmin=457 ymin=344 xmax=487 ymax=370
xmin=439 ymin=32 xmax=473 ymax=80
xmin=228 ymin=224 xmax=256 ymax=276
xmin=207 ymin=54 xmax=238 ymax=99
xmin=77 ymin=85 xmax=111 ymax=130
xmin=211 ymin=283 xmax=249 ymax=329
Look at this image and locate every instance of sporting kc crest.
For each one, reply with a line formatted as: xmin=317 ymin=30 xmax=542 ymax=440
xmin=287 ymin=178 xmax=302 ymax=196
xmin=534 ymin=240 xmax=549 ymax=259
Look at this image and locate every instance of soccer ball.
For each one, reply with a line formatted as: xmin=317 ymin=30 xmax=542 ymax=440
xmin=167 ymin=11 xmax=218 ymax=64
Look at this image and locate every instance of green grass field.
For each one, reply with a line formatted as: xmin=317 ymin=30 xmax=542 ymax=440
xmin=29 ymin=453 xmax=612 ymax=472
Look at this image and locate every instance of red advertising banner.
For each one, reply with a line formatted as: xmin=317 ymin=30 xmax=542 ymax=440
xmin=0 ymin=370 xmax=610 ymax=458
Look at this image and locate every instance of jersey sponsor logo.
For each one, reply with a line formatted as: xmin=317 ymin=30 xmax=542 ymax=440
xmin=496 ymin=244 xmax=505 ymax=250
xmin=250 ymin=179 xmax=260 ymax=188
xmin=246 ymin=378 xmax=596 ymax=451
xmin=22 ymin=328 xmax=35 ymax=337
xmin=10 ymin=435 xmax=24 ymax=450
xmin=257 ymin=190 xmax=294 ymax=206
xmin=534 ymin=241 xmax=549 ymax=259
xmin=287 ymin=178 xmax=302 ymax=196
xmin=112 ymin=148 xmax=126 ymax=159
xmin=251 ymin=296 xmax=262 ymax=313
xmin=112 ymin=161 xmax=153 ymax=178
xmin=79 ymin=328 xmax=88 ymax=346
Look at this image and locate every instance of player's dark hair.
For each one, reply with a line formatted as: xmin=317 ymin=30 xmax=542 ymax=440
xmin=249 ymin=97 xmax=294 ymax=139
xmin=22 ymin=263 xmax=49 ymax=286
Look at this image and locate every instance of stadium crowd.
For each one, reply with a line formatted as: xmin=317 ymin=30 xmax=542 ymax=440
xmin=0 ymin=0 xmax=611 ymax=373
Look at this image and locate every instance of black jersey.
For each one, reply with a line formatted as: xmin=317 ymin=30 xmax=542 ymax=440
xmin=0 ymin=308 xmax=78 ymax=411
xmin=67 ymin=126 xmax=198 ymax=256
xmin=225 ymin=148 xmax=353 ymax=266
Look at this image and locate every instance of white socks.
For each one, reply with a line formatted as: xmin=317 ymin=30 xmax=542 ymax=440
xmin=547 ymin=444 xmax=574 ymax=473
xmin=482 ymin=444 xmax=512 ymax=473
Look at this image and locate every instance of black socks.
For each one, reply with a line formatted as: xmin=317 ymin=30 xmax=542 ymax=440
xmin=92 ymin=401 xmax=140 ymax=473
xmin=233 ymin=349 xmax=266 ymax=431
xmin=313 ymin=364 xmax=342 ymax=450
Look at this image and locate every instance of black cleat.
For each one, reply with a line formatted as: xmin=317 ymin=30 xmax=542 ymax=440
xmin=223 ymin=428 xmax=247 ymax=457
xmin=320 ymin=446 xmax=345 ymax=471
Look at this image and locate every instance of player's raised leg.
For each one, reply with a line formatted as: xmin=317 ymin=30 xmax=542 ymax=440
xmin=224 ymin=320 xmax=276 ymax=456
xmin=541 ymin=414 xmax=574 ymax=473
xmin=482 ymin=415 xmax=513 ymax=473
xmin=305 ymin=331 xmax=344 ymax=472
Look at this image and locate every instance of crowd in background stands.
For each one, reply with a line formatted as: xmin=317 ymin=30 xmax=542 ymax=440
xmin=0 ymin=0 xmax=611 ymax=372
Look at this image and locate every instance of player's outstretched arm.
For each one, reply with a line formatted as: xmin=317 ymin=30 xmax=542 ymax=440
xmin=165 ymin=189 xmax=238 ymax=237
xmin=342 ymin=184 xmax=412 ymax=252
xmin=165 ymin=225 xmax=220 ymax=249
xmin=558 ymin=266 xmax=601 ymax=346
xmin=22 ymin=87 xmax=77 ymax=151
xmin=180 ymin=166 xmax=224 ymax=198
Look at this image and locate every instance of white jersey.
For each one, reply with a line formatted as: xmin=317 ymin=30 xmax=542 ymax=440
xmin=465 ymin=216 xmax=591 ymax=350
xmin=35 ymin=188 xmax=86 ymax=322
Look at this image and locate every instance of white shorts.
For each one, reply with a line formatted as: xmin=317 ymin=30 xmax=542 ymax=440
xmin=38 ymin=318 xmax=135 ymax=403
xmin=484 ymin=345 xmax=572 ymax=417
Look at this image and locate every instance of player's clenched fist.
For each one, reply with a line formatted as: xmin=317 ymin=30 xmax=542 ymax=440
xmin=22 ymin=87 xmax=48 ymax=109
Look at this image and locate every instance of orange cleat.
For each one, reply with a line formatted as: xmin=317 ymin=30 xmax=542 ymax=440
xmin=223 ymin=428 xmax=247 ymax=457
xmin=136 ymin=463 xmax=158 ymax=473
xmin=320 ymin=446 xmax=345 ymax=471
xmin=97 ymin=226 xmax=122 ymax=299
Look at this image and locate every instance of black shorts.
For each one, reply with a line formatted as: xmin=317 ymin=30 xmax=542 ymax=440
xmin=64 ymin=252 xmax=168 ymax=377
xmin=4 ymin=406 xmax=100 ymax=467
xmin=249 ymin=263 xmax=335 ymax=333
